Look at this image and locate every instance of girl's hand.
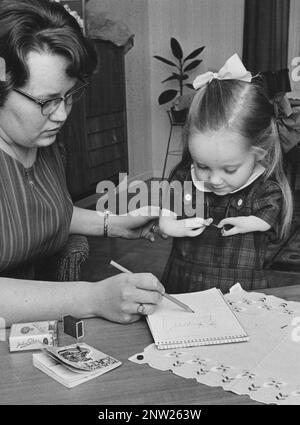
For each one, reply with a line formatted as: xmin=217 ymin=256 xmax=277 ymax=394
xmin=182 ymin=217 xmax=213 ymax=237
xmin=160 ymin=215 xmax=213 ymax=237
xmin=94 ymin=272 xmax=165 ymax=323
xmin=218 ymin=215 xmax=271 ymax=236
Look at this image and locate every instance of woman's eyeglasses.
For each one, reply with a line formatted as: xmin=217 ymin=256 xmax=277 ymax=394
xmin=13 ymin=81 xmax=89 ymax=116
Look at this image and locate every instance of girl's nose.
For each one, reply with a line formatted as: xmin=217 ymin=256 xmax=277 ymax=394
xmin=209 ymin=171 xmax=223 ymax=185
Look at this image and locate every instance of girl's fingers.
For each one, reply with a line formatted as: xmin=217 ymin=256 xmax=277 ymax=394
xmin=218 ymin=217 xmax=238 ymax=228
xmin=184 ymin=217 xmax=205 ymax=228
xmin=188 ymin=226 xmax=206 ymax=237
xmin=184 ymin=217 xmax=213 ymax=228
xmin=221 ymin=226 xmax=240 ymax=236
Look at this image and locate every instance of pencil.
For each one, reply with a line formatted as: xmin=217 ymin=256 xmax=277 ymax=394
xmin=109 ymin=260 xmax=195 ymax=313
xmin=162 ymin=292 xmax=195 ymax=313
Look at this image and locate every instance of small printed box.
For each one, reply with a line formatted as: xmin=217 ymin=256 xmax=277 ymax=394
xmin=9 ymin=320 xmax=58 ymax=352
xmin=62 ymin=315 xmax=84 ymax=339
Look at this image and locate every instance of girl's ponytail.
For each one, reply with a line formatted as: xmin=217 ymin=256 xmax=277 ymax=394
xmin=264 ymin=119 xmax=293 ymax=240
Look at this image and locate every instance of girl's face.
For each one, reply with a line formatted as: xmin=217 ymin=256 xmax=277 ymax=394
xmin=189 ymin=129 xmax=259 ymax=196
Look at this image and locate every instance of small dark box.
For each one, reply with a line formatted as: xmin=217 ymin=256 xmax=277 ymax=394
xmin=62 ymin=315 xmax=84 ymax=339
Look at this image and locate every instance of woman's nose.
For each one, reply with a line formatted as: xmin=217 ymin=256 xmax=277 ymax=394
xmin=50 ymin=99 xmax=70 ymax=122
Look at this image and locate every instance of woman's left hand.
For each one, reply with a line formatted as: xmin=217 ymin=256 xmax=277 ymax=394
xmin=109 ymin=206 xmax=168 ymax=241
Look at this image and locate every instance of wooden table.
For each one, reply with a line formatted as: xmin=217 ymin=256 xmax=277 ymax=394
xmin=1 ymin=285 xmax=300 ymax=405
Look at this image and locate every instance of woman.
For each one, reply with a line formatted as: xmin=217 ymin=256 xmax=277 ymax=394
xmin=0 ymin=0 xmax=164 ymax=326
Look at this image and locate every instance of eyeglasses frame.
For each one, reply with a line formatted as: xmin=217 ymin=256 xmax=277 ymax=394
xmin=13 ymin=79 xmax=89 ymax=116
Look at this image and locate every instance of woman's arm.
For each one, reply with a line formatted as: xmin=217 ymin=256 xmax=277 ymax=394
xmin=0 ymin=272 xmax=164 ymax=327
xmin=70 ymin=206 xmax=163 ymax=240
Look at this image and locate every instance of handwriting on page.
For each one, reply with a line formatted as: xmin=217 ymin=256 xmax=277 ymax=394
xmin=162 ymin=315 xmax=216 ymax=334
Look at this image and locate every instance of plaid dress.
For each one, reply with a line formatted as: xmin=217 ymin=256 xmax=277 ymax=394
xmin=161 ymin=173 xmax=283 ymax=294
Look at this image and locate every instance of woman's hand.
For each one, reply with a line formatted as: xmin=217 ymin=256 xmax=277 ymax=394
xmin=93 ymin=272 xmax=165 ymax=324
xmin=0 ymin=272 xmax=164 ymax=327
xmin=218 ymin=215 xmax=271 ymax=236
xmin=70 ymin=206 xmax=167 ymax=241
xmin=109 ymin=206 xmax=168 ymax=241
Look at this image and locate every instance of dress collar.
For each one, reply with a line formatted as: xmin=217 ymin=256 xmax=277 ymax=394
xmin=191 ymin=163 xmax=266 ymax=194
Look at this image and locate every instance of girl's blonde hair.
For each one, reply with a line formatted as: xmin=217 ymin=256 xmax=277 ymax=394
xmin=171 ymin=79 xmax=293 ymax=240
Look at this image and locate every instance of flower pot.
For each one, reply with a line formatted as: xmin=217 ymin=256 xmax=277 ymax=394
xmin=170 ymin=107 xmax=188 ymax=125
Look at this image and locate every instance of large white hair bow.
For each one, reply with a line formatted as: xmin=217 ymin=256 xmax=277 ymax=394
xmin=193 ymin=53 xmax=252 ymax=90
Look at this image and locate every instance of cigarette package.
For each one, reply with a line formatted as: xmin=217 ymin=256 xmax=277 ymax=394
xmin=9 ymin=320 xmax=58 ymax=352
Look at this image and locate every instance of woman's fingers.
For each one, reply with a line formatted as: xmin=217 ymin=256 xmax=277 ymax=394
xmin=130 ymin=272 xmax=165 ymax=295
xmin=113 ymin=273 xmax=164 ymax=317
xmin=136 ymin=303 xmax=157 ymax=316
xmin=141 ymin=221 xmax=169 ymax=242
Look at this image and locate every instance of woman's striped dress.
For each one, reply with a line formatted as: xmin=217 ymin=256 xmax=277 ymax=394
xmin=0 ymin=142 xmax=73 ymax=275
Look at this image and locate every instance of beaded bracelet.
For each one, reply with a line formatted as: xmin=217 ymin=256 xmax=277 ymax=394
xmin=103 ymin=210 xmax=109 ymax=238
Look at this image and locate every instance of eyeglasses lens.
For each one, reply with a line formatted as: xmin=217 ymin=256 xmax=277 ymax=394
xmin=41 ymin=86 xmax=86 ymax=116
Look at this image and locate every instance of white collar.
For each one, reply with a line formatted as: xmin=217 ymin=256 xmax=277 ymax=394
xmin=191 ymin=163 xmax=266 ymax=194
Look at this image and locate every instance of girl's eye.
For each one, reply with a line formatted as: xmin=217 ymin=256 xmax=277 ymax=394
xmin=196 ymin=164 xmax=208 ymax=170
xmin=224 ymin=169 xmax=237 ymax=174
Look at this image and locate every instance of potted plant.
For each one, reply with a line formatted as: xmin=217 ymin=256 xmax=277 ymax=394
xmin=154 ymin=37 xmax=205 ymax=123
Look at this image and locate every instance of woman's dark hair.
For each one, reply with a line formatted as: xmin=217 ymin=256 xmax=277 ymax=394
xmin=0 ymin=0 xmax=97 ymax=105
xmin=170 ymin=79 xmax=293 ymax=240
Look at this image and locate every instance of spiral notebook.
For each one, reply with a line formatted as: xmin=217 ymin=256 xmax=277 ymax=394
xmin=147 ymin=287 xmax=249 ymax=349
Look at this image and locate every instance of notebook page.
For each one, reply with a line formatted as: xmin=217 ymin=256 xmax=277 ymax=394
xmin=147 ymin=287 xmax=248 ymax=349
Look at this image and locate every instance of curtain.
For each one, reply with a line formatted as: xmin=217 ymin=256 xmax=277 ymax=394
xmin=243 ymin=0 xmax=290 ymax=74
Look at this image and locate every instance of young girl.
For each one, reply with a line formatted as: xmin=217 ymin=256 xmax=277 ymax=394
xmin=159 ymin=56 xmax=293 ymax=294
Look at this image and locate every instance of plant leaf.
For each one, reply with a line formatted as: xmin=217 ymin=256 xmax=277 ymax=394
xmin=184 ymin=46 xmax=205 ymax=62
xmin=158 ymin=89 xmax=178 ymax=105
xmin=161 ymin=74 xmax=180 ymax=83
xmin=185 ymin=83 xmax=195 ymax=90
xmin=170 ymin=37 xmax=183 ymax=60
xmin=183 ymin=59 xmax=202 ymax=72
xmin=153 ymin=55 xmax=177 ymax=67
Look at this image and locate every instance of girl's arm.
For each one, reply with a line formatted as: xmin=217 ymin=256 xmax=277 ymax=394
xmin=218 ymin=215 xmax=271 ymax=236
xmin=159 ymin=209 xmax=212 ymax=237
xmin=220 ymin=180 xmax=285 ymax=238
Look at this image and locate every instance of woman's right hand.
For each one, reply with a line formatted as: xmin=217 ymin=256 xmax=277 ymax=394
xmin=92 ymin=272 xmax=165 ymax=324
